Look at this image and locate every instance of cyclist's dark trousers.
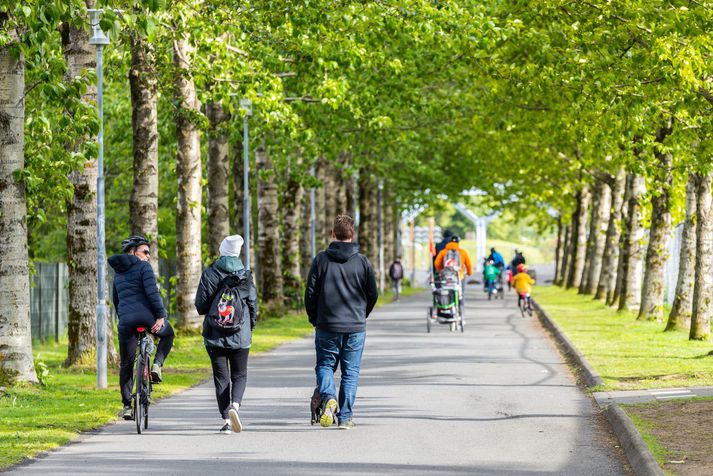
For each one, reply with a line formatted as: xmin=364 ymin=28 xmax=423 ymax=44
xmin=118 ymin=321 xmax=175 ymax=406
xmin=206 ymin=346 xmax=250 ymax=419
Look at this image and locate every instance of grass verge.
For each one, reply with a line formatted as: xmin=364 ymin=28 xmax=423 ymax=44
xmin=376 ymin=286 xmax=425 ymax=307
xmin=623 ymin=397 xmax=713 ymax=475
xmin=0 ymin=313 xmax=313 ymax=470
xmin=535 ymin=286 xmax=713 ymax=390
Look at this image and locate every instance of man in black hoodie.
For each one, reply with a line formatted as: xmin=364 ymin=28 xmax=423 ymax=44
xmin=305 ymin=215 xmax=379 ymax=430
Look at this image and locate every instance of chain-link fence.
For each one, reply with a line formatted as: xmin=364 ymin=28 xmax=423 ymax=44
xmin=31 ymin=259 xmax=177 ymax=342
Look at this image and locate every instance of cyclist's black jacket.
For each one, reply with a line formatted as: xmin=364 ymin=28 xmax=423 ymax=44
xmin=109 ymin=254 xmax=166 ymax=334
xmin=304 ymin=241 xmax=379 ymax=333
xmin=194 ymin=257 xmax=257 ymax=350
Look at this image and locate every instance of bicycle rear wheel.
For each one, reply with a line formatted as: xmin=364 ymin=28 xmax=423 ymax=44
xmin=143 ymin=358 xmax=150 ymax=429
xmin=135 ymin=353 xmax=144 ymax=434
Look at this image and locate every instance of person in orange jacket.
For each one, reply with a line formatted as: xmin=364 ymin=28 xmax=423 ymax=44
xmin=434 ymin=235 xmax=473 ymax=281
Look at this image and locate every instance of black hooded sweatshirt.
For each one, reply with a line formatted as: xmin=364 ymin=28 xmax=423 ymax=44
xmin=304 ymin=241 xmax=379 ymax=333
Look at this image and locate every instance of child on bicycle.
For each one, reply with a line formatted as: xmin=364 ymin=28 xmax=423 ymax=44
xmin=512 ymin=264 xmax=536 ymax=308
xmin=109 ymin=235 xmax=174 ymax=420
xmin=483 ymin=259 xmax=500 ymax=295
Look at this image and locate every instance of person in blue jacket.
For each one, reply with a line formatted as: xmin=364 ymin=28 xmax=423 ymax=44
xmin=109 ymin=235 xmax=174 ymax=420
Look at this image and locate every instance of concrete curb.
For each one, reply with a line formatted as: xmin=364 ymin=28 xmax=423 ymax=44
xmin=531 ymin=300 xmax=604 ymax=388
xmin=604 ymin=404 xmax=665 ymax=476
xmin=532 ymin=299 xmax=664 ymax=476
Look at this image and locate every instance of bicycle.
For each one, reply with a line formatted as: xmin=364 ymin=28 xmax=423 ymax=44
xmin=518 ymin=293 xmax=533 ymax=318
xmin=133 ymin=326 xmax=154 ymax=434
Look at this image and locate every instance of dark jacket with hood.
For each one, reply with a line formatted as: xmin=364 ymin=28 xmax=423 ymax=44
xmin=305 ymin=241 xmax=379 ymax=333
xmin=109 ymin=254 xmax=166 ymax=334
xmin=194 ymin=256 xmax=257 ymax=350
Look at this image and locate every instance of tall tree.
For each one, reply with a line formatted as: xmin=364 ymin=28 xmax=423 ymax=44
xmin=128 ymin=30 xmax=159 ymax=273
xmin=595 ymin=169 xmax=626 ymax=301
xmin=690 ymin=173 xmax=713 ymax=341
xmin=282 ymin=158 xmax=304 ymax=307
xmin=618 ymin=175 xmax=646 ymax=312
xmin=0 ymin=25 xmax=38 ymax=383
xmin=666 ymin=172 xmax=697 ymax=332
xmin=61 ymin=7 xmax=98 ymax=366
xmin=206 ymin=101 xmax=230 ymax=258
xmin=173 ymin=34 xmax=202 ymax=328
xmin=566 ymin=185 xmax=590 ymax=289
xmin=256 ymin=143 xmax=284 ymax=306
xmin=638 ymin=123 xmax=674 ymax=321
xmin=581 ymin=178 xmax=611 ymax=295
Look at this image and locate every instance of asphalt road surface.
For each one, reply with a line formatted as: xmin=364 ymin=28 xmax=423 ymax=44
xmin=11 ymin=286 xmax=629 ymax=475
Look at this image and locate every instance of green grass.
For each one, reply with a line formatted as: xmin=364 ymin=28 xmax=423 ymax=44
xmin=0 ymin=313 xmax=313 ymax=470
xmin=376 ymin=286 xmax=425 ymax=307
xmin=624 ymin=411 xmax=671 ymax=471
xmin=535 ymin=286 xmax=713 ymax=390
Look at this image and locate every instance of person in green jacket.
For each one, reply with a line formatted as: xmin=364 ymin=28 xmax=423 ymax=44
xmin=483 ymin=259 xmax=501 ymax=296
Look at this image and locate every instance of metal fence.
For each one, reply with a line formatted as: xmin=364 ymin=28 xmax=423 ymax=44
xmin=30 ymin=259 xmax=177 ymax=342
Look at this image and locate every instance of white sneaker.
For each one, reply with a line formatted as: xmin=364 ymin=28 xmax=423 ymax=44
xmin=228 ymin=403 xmax=242 ymax=433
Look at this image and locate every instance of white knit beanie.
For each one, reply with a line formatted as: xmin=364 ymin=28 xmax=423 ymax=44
xmin=219 ymin=235 xmax=244 ymax=257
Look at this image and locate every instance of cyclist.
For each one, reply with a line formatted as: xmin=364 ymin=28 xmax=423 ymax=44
xmin=483 ymin=259 xmax=501 ymax=296
xmin=488 ymin=247 xmax=506 ymax=290
xmin=510 ymin=250 xmax=526 ymax=270
xmin=109 ymin=235 xmax=174 ymax=420
xmin=512 ymin=263 xmax=536 ymax=311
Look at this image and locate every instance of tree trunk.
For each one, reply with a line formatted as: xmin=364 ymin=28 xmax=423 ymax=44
xmin=173 ymin=36 xmax=202 ymax=328
xmin=299 ymin=189 xmax=313 ymax=281
xmin=206 ymin=101 xmax=230 ymax=258
xmin=581 ymin=179 xmax=611 ymax=295
xmin=638 ymin=144 xmax=674 ymax=321
xmin=690 ymin=173 xmax=713 ymax=340
xmin=129 ymin=33 xmax=159 ymax=274
xmin=358 ymin=172 xmax=378 ymax=266
xmin=256 ymin=143 xmax=284 ymax=305
xmin=557 ymin=224 xmax=571 ymax=286
xmin=231 ymin=134 xmax=243 ymax=235
xmin=566 ymin=186 xmax=591 ymax=289
xmin=666 ymin=172 xmax=697 ymax=331
xmin=62 ymin=14 xmax=98 ymax=366
xmin=282 ymin=161 xmax=304 ymax=308
xmin=554 ymin=217 xmax=563 ymax=284
xmin=610 ymin=174 xmax=633 ymax=306
xmin=0 ymin=39 xmax=37 ymax=383
xmin=596 ymin=169 xmax=626 ymax=301
xmin=618 ymin=175 xmax=646 ymax=311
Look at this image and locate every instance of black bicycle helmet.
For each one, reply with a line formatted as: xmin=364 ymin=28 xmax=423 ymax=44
xmin=121 ymin=235 xmax=150 ymax=252
xmin=450 ymin=235 xmax=460 ymax=243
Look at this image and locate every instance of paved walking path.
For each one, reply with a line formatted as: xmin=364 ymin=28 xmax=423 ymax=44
xmin=11 ymin=287 xmax=628 ymax=475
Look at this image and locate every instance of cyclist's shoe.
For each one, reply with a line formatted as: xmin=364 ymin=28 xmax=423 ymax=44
xmin=338 ymin=419 xmax=355 ymax=430
xmin=319 ymin=398 xmax=337 ymax=427
xmin=151 ymin=363 xmax=162 ymax=383
xmin=122 ymin=405 xmax=134 ymax=420
xmin=228 ymin=403 xmax=242 ymax=433
xmin=219 ymin=423 xmax=232 ymax=435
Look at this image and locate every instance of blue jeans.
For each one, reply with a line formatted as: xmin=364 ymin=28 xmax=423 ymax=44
xmin=486 ymin=279 xmax=496 ymax=293
xmin=315 ymin=329 xmax=366 ymax=422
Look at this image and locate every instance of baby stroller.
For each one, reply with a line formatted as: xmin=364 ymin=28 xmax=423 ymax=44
xmin=427 ymin=266 xmax=465 ymax=333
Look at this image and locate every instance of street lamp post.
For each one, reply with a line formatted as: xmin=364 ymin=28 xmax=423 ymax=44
xmin=377 ymin=180 xmax=384 ymax=293
xmin=240 ymin=98 xmax=252 ymax=270
xmin=88 ymin=9 xmax=110 ymax=390
xmin=310 ymin=165 xmax=316 ymax=258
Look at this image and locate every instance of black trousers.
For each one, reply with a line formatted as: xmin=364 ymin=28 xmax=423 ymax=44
xmin=206 ymin=346 xmax=250 ymax=419
xmin=118 ymin=321 xmax=175 ymax=406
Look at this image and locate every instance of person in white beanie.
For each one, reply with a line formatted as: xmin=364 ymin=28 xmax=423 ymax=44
xmin=194 ymin=235 xmax=257 ymax=434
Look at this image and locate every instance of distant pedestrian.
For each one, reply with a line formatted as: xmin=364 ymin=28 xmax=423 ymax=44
xmin=388 ymin=256 xmax=404 ymax=301
xmin=511 ymin=250 xmax=526 ymax=270
xmin=305 ymin=215 xmax=379 ymax=430
xmin=109 ymin=235 xmax=174 ymax=421
xmin=195 ymin=235 xmax=257 ymax=435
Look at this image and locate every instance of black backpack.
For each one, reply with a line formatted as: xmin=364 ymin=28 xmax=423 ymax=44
xmin=206 ymin=274 xmax=245 ymax=334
